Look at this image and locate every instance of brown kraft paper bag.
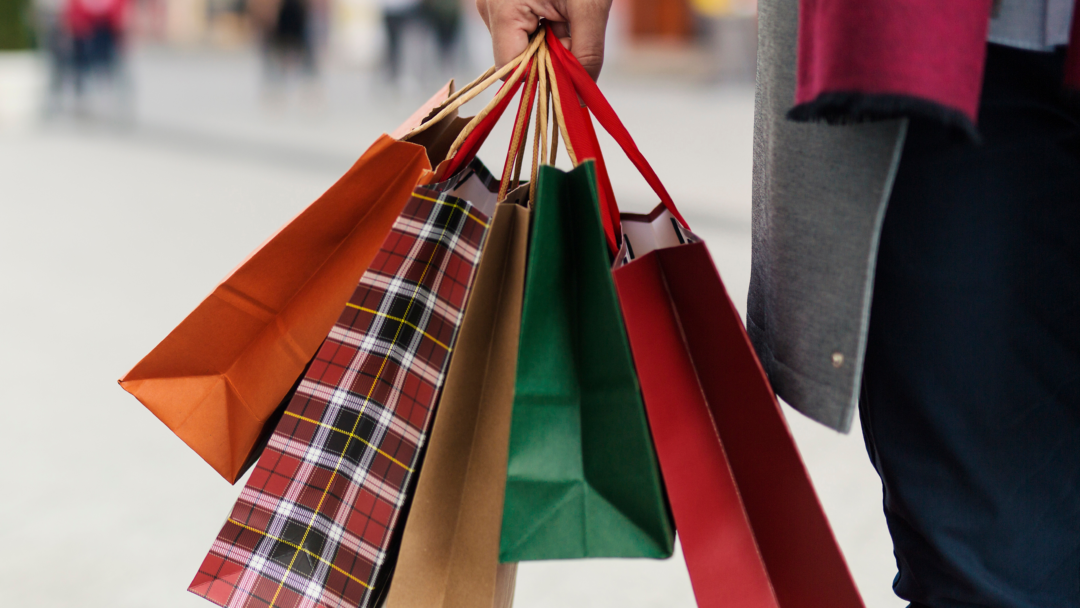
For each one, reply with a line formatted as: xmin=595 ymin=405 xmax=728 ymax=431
xmin=384 ymin=186 xmax=531 ymax=608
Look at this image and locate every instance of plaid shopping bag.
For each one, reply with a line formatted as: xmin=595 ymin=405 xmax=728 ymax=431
xmin=189 ymin=161 xmax=497 ymax=608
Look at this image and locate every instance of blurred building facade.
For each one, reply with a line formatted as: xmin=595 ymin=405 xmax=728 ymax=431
xmin=612 ymin=0 xmax=757 ymax=81
xmin=119 ymin=0 xmax=755 ymax=79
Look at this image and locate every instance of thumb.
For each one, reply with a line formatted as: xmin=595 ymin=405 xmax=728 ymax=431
xmin=564 ymin=0 xmax=612 ymax=80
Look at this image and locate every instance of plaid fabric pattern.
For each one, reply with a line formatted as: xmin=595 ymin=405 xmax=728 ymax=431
xmin=190 ymin=161 xmax=496 ymax=608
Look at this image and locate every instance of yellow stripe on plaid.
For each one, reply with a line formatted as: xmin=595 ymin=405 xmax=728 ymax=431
xmin=283 ymin=411 xmax=414 ymax=472
xmin=268 ymin=201 xmax=469 ymax=607
xmin=412 ymin=193 xmax=490 ymax=228
xmin=226 ymin=518 xmax=373 ymax=590
xmin=344 ymin=303 xmax=451 ymax=352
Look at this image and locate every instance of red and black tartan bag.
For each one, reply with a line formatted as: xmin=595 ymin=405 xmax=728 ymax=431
xmin=188 ymin=161 xmax=498 ymax=608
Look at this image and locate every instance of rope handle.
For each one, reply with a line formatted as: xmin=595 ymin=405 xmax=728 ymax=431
xmin=501 ymin=41 xmax=559 ymax=205
xmin=522 ymin=41 xmax=551 ymax=203
xmin=499 ymin=58 xmax=540 ymax=201
xmin=436 ymin=44 xmax=542 ymax=179
xmin=404 ymin=30 xmax=569 ymax=203
xmin=445 ymin=33 xmax=544 ymax=162
xmin=514 ymin=42 xmax=561 ymax=204
xmin=439 ymin=30 xmax=564 ymax=191
xmin=404 ymin=32 xmax=542 ymax=141
xmin=543 ymin=45 xmax=576 ymax=166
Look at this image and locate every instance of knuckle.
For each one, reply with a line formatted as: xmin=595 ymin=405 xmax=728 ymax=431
xmin=575 ymin=50 xmax=604 ymax=69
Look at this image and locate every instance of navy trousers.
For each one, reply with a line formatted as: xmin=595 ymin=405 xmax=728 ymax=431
xmin=861 ymin=44 xmax=1080 ymax=608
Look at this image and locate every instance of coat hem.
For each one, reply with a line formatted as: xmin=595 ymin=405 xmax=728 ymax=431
xmin=746 ymin=314 xmax=855 ymax=434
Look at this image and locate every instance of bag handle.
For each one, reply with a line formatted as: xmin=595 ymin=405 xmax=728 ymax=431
xmin=441 ymin=32 xmax=559 ymax=197
xmin=543 ymin=37 xmax=620 ymax=252
xmin=501 ymin=41 xmax=559 ymax=204
xmin=543 ymin=24 xmax=690 ymax=251
xmin=497 ymin=42 xmax=563 ymax=204
xmin=436 ymin=58 xmax=530 ymax=182
xmin=498 ymin=57 xmax=540 ymax=201
xmin=525 ymin=41 xmax=559 ymax=203
xmin=406 ymin=32 xmax=541 ymax=140
xmin=438 ymin=34 xmax=546 ymax=179
xmin=538 ymin=41 xmax=560 ymax=168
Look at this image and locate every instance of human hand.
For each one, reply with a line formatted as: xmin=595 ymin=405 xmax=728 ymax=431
xmin=476 ymin=0 xmax=614 ymax=80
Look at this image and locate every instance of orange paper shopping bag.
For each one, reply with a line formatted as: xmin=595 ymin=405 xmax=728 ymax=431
xmin=120 ymin=85 xmax=472 ymax=482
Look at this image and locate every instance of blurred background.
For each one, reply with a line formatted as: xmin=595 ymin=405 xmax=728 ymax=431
xmin=0 ymin=0 xmax=904 ymax=606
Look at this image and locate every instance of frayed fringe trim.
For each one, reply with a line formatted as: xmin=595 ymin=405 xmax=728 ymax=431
xmin=787 ymin=92 xmax=981 ymax=143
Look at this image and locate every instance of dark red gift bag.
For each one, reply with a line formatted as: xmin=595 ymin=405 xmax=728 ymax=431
xmin=546 ymin=28 xmax=865 ymax=608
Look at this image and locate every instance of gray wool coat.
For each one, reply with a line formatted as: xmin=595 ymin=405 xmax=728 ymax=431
xmin=748 ymin=0 xmax=908 ymax=433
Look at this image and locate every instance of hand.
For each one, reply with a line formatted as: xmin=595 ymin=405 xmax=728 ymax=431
xmin=476 ymin=0 xmax=614 ymax=80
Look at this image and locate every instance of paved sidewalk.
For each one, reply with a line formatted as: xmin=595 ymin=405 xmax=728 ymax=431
xmin=0 ymin=46 xmax=903 ymax=607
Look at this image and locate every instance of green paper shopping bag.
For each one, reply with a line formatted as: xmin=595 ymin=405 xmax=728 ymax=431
xmin=499 ymin=160 xmax=675 ymax=561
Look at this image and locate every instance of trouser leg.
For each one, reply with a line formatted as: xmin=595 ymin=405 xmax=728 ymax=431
xmin=383 ymin=10 xmax=408 ymax=79
xmin=861 ymin=44 xmax=1080 ymax=608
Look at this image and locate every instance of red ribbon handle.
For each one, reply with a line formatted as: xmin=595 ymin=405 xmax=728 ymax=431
xmin=544 ymin=24 xmax=690 ymax=251
xmin=545 ymin=40 xmax=621 ymax=252
xmin=441 ymin=59 xmax=534 ymax=179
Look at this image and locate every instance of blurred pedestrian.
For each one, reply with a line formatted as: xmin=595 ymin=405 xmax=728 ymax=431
xmin=45 ymin=0 xmax=132 ymax=118
xmin=420 ymin=0 xmax=461 ymax=74
xmin=249 ymin=0 xmax=319 ymax=100
xmin=476 ymin=1 xmax=1080 ymax=607
xmin=65 ymin=0 xmax=126 ymax=86
xmin=35 ymin=0 xmax=71 ymax=113
xmin=376 ymin=0 xmax=422 ymax=82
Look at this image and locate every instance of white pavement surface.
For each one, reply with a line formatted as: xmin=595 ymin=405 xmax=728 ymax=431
xmin=0 ymin=46 xmax=905 ymax=607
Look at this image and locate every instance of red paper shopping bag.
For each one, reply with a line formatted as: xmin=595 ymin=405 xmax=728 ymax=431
xmin=546 ymin=29 xmax=865 ymax=608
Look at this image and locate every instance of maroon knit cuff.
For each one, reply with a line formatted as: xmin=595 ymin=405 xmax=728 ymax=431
xmin=794 ymin=0 xmax=992 ymax=129
xmin=787 ymin=92 xmax=980 ymax=141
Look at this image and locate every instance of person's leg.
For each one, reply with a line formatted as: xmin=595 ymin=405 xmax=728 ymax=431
xmin=383 ymin=10 xmax=406 ymax=80
xmin=44 ymin=18 xmax=70 ymax=113
xmin=427 ymin=7 xmax=460 ymax=69
xmin=861 ymin=44 xmax=1080 ymax=608
xmin=261 ymin=35 xmax=288 ymax=100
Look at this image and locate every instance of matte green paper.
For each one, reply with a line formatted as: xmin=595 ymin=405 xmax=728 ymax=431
xmin=499 ymin=161 xmax=675 ymax=561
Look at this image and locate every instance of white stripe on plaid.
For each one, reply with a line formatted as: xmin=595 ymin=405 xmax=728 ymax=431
xmin=293 ymin=380 xmax=425 ymax=446
xmin=355 ymin=274 xmax=462 ymax=332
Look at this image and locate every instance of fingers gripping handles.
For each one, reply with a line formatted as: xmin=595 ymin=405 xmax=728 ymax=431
xmin=403 ymin=26 xmax=685 ymax=247
xmin=542 ymin=24 xmax=690 ymax=253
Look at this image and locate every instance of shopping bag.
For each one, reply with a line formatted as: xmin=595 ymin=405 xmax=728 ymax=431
xmin=384 ymin=59 xmax=544 ymax=608
xmin=384 ymin=189 xmax=529 ymax=608
xmin=119 ymin=84 xmax=463 ymax=483
xmin=616 ymin=231 xmax=865 ymax=608
xmin=190 ymin=41 xmax=545 ymax=608
xmin=498 ymin=61 xmax=674 ymax=558
xmin=188 ymin=160 xmax=499 ymax=608
xmin=546 ymin=31 xmax=865 ymax=608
